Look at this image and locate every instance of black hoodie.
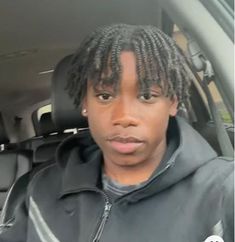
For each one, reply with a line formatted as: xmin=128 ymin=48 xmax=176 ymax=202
xmin=0 ymin=117 xmax=233 ymax=242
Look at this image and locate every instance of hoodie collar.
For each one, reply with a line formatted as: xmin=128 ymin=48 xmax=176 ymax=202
xmin=57 ymin=117 xmax=218 ymax=200
xmin=125 ymin=117 xmax=218 ymax=202
xmin=56 ymin=130 xmax=103 ymax=198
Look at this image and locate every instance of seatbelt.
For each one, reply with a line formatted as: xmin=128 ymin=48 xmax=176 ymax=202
xmin=187 ymin=35 xmax=234 ymax=157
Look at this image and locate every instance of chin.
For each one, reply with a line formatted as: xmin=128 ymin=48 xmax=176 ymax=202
xmin=110 ymin=155 xmax=144 ymax=167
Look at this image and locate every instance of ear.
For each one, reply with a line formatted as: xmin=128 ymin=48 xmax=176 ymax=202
xmin=169 ymin=96 xmax=178 ymax=117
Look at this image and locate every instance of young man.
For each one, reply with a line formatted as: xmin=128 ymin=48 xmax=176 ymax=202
xmin=0 ymin=24 xmax=233 ymax=242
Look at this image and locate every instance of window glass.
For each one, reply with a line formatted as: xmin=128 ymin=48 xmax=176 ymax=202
xmin=37 ymin=104 xmax=51 ymax=120
xmin=172 ymin=25 xmax=232 ymax=124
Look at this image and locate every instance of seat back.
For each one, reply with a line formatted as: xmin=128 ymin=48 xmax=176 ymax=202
xmin=21 ymin=112 xmax=71 ymax=165
xmin=33 ymin=112 xmax=70 ymax=164
xmin=0 ymin=113 xmax=9 ymax=149
xmin=0 ymin=114 xmax=32 ymax=218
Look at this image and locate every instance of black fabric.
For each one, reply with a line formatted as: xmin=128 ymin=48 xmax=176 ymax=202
xmin=0 ymin=151 xmax=32 ymax=191
xmin=0 ymin=113 xmax=9 ymax=145
xmin=21 ymin=111 xmax=72 ymax=164
xmin=58 ymin=117 xmax=212 ymax=199
xmin=0 ymin=117 xmax=233 ymax=242
xmin=0 ymin=150 xmax=32 ymax=216
xmin=0 ymin=172 xmax=30 ymax=225
xmin=0 ymin=193 xmax=7 ymax=216
xmin=0 ymin=113 xmax=32 ymax=217
xmin=33 ymin=141 xmax=60 ymax=164
xmin=31 ymin=133 xmax=73 ymax=164
xmin=0 ymin=161 xmax=54 ymax=225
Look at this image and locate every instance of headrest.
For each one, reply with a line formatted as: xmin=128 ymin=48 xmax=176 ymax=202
xmin=38 ymin=112 xmax=62 ymax=137
xmin=51 ymin=55 xmax=88 ymax=130
xmin=0 ymin=113 xmax=9 ymax=144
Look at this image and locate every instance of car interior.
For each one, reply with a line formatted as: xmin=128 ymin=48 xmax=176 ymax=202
xmin=0 ymin=0 xmax=234 ymax=231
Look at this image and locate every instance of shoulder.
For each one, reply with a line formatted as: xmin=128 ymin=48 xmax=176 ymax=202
xmin=199 ymin=156 xmax=233 ymax=177
xmin=27 ymin=162 xmax=62 ymax=197
xmin=193 ymin=156 xmax=233 ymax=193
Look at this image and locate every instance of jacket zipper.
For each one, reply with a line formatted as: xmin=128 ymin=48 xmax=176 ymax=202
xmin=91 ymin=163 xmax=171 ymax=241
xmin=92 ymin=197 xmax=112 ymax=242
xmin=92 ymin=163 xmax=171 ymax=241
xmin=61 ymin=187 xmax=112 ymax=242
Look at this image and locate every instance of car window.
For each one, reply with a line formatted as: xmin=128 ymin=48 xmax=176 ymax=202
xmin=171 ymin=23 xmax=234 ymax=156
xmin=173 ymin=25 xmax=233 ymax=124
xmin=200 ymin=0 xmax=234 ymax=41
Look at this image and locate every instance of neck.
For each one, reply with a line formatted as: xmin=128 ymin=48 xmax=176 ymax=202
xmin=103 ymin=139 xmax=167 ymax=185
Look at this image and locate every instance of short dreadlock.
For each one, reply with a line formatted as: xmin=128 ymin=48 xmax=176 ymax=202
xmin=66 ymin=23 xmax=191 ymax=108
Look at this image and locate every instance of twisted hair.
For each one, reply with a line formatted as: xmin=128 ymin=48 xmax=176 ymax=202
xmin=66 ymin=24 xmax=191 ymax=108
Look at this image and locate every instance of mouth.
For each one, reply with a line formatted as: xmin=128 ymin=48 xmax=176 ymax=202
xmin=107 ymin=135 xmax=144 ymax=154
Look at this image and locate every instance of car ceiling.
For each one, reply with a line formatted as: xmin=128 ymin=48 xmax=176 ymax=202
xmin=0 ymin=0 xmax=163 ymax=112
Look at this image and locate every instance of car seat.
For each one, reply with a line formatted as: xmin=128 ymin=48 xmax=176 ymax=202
xmin=0 ymin=55 xmax=87 ymax=227
xmin=0 ymin=113 xmax=32 ymax=220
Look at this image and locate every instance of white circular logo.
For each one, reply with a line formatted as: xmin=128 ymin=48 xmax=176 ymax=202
xmin=205 ymin=235 xmax=224 ymax=242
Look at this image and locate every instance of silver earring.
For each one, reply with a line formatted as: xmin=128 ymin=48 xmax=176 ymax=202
xmin=82 ymin=109 xmax=87 ymax=115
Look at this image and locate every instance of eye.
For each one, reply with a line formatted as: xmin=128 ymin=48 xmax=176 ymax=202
xmin=140 ymin=93 xmax=152 ymax=100
xmin=96 ymin=93 xmax=113 ymax=102
xmin=139 ymin=93 xmax=159 ymax=103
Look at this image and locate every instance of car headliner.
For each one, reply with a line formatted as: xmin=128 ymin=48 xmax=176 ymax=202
xmin=0 ymin=0 xmax=162 ymax=111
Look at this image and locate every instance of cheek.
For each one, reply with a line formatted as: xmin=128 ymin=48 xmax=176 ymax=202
xmin=144 ymin=105 xmax=171 ymax=137
xmin=86 ymin=109 xmax=109 ymax=143
xmin=148 ymin=115 xmax=169 ymax=136
xmin=145 ymin=103 xmax=172 ymax=122
xmin=87 ymin=111 xmax=103 ymax=130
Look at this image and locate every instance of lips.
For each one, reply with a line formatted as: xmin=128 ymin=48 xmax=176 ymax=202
xmin=107 ymin=135 xmax=144 ymax=154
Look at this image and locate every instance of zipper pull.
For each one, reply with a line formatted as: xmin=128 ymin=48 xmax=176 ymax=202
xmin=92 ymin=201 xmax=112 ymax=242
xmin=104 ymin=202 xmax=112 ymax=216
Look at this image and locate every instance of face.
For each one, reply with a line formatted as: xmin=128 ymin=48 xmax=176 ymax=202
xmin=82 ymin=51 xmax=178 ymax=169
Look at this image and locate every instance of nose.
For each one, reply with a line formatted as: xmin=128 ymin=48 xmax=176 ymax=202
xmin=111 ymin=98 xmax=139 ymax=128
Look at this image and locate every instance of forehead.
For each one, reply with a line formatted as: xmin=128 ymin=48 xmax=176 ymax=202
xmin=119 ymin=51 xmax=137 ymax=77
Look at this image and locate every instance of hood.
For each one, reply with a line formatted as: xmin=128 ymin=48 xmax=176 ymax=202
xmin=127 ymin=117 xmax=218 ymax=202
xmin=56 ymin=128 xmax=98 ymax=169
xmin=56 ymin=117 xmax=218 ymax=199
